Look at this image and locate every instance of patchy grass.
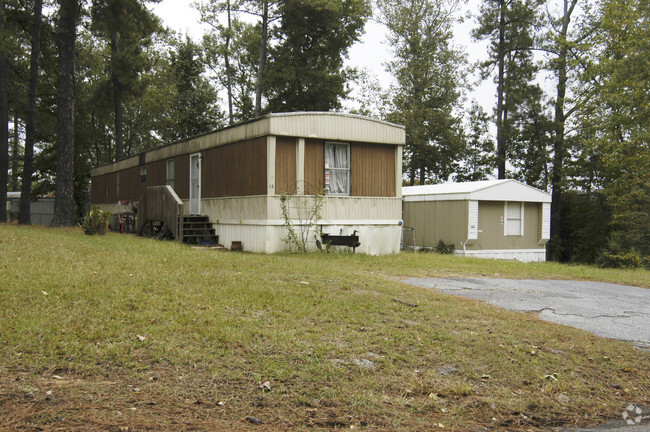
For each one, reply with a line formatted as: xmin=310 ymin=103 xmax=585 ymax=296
xmin=0 ymin=224 xmax=648 ymax=431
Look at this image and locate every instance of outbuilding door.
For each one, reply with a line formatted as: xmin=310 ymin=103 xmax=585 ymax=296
xmin=190 ymin=153 xmax=201 ymax=215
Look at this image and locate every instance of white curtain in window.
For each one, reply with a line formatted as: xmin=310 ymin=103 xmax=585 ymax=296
xmin=325 ymin=143 xmax=350 ymax=194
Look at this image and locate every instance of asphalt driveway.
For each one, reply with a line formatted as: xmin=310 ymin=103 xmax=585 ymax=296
xmin=402 ymin=278 xmax=650 ymax=349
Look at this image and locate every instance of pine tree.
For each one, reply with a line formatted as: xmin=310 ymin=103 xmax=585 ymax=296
xmin=159 ymin=36 xmax=223 ymax=141
xmin=0 ymin=0 xmax=8 ymax=221
xmin=473 ymin=0 xmax=544 ymax=179
xmin=264 ymin=0 xmax=371 ymax=113
xmin=454 ymin=102 xmax=496 ymax=182
xmin=378 ymin=0 xmax=467 ymax=184
xmin=91 ymin=0 xmax=160 ymax=161
xmin=19 ymin=0 xmax=43 ymax=225
xmin=51 ymin=0 xmax=80 ymax=227
xmin=580 ymin=0 xmax=649 ymax=265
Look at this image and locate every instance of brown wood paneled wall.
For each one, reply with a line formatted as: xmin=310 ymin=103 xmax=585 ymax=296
xmin=174 ymin=154 xmax=190 ymax=199
xmin=351 ymin=142 xmax=395 ymax=197
xmin=91 ymin=136 xmax=399 ymax=204
xmin=303 ymin=139 xmax=396 ymax=197
xmin=304 ymin=139 xmax=324 ymax=194
xmin=275 ymin=137 xmax=297 ymax=194
xmin=201 ymin=137 xmax=267 ymax=197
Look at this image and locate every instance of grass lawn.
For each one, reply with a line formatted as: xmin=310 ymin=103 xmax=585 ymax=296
xmin=1 ymin=224 xmax=648 ymax=431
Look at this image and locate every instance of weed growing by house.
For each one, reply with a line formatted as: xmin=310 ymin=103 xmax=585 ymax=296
xmin=81 ymin=207 xmax=110 ymax=235
xmin=435 ymin=239 xmax=455 ymax=254
xmin=279 ymin=189 xmax=326 ymax=252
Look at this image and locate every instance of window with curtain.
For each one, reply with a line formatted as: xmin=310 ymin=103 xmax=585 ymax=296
xmin=505 ymin=202 xmax=524 ymax=236
xmin=324 ymin=142 xmax=350 ymax=195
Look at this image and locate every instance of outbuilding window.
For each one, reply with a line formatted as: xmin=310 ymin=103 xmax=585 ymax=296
xmin=504 ymin=202 xmax=524 ymax=236
xmin=324 ymin=142 xmax=350 ymax=195
xmin=140 ymin=166 xmax=147 ymax=184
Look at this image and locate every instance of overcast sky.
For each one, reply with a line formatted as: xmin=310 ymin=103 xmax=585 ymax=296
xmin=151 ymin=0 xmax=495 ymax=114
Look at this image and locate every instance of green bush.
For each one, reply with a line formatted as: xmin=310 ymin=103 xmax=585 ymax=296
xmin=597 ymin=250 xmax=650 ymax=269
xmin=82 ymin=207 xmax=110 ymax=235
xmin=435 ymin=239 xmax=455 ymax=254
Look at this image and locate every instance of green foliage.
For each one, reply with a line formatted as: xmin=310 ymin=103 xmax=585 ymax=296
xmin=454 ymin=102 xmax=496 ymax=182
xmin=90 ymin=0 xmax=162 ymax=160
xmin=157 ymin=35 xmax=224 ymax=142
xmin=558 ymin=190 xmax=609 ymax=264
xmin=81 ymin=207 xmax=111 ymax=235
xmin=264 ymin=0 xmax=371 ymax=112
xmin=378 ymin=0 xmax=467 ymax=185
xmin=201 ymin=16 xmax=259 ymax=122
xmin=597 ymin=250 xmax=650 ymax=270
xmin=572 ymin=0 xmax=650 ymax=266
xmin=435 ymin=239 xmax=455 ymax=254
xmin=473 ymin=0 xmax=545 ymax=179
xmin=279 ymin=189 xmax=326 ymax=253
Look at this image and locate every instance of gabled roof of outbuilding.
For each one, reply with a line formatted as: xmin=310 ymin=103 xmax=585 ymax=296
xmin=402 ymin=179 xmax=551 ymax=203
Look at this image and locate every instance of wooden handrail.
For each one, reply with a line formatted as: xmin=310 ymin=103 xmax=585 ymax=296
xmin=137 ymin=186 xmax=184 ymax=241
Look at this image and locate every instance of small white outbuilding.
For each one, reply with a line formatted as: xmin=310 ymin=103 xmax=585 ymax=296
xmin=402 ymin=179 xmax=551 ymax=262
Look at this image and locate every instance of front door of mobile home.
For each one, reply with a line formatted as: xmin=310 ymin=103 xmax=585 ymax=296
xmin=190 ymin=153 xmax=201 ymax=215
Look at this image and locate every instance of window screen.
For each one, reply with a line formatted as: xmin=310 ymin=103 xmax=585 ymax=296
xmin=505 ymin=202 xmax=523 ymax=236
xmin=324 ymin=142 xmax=350 ymax=195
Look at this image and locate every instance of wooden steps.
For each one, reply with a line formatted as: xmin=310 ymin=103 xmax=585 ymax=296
xmin=181 ymin=215 xmax=219 ymax=246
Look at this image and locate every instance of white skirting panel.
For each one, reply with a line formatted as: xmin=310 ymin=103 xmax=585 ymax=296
xmin=215 ymin=222 xmax=402 ymax=255
xmin=454 ymin=248 xmax=547 ymax=262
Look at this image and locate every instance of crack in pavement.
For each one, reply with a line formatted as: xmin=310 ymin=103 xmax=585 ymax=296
xmin=532 ymin=307 xmax=635 ymax=319
xmin=403 ymin=277 xmax=650 ymax=346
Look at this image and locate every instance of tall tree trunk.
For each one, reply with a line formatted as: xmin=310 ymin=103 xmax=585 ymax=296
xmin=111 ymin=29 xmax=124 ymax=161
xmin=495 ymin=0 xmax=506 ymax=179
xmin=12 ymin=115 xmax=19 ymax=191
xmin=225 ymin=0 xmax=234 ymax=124
xmin=255 ymin=0 xmax=268 ymax=117
xmin=0 ymin=0 xmax=7 ymax=222
xmin=549 ymin=0 xmax=577 ymax=261
xmin=52 ymin=0 xmax=79 ymax=227
xmin=19 ymin=0 xmax=43 ymax=225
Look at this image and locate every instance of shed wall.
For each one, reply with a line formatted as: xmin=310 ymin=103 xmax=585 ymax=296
xmin=403 ymin=200 xmax=468 ymax=248
xmin=472 ymin=201 xmax=545 ymax=250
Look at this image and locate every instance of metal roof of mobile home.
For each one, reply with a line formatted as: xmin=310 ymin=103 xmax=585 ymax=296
xmin=92 ymin=112 xmax=406 ymax=176
xmin=403 ymin=179 xmax=551 ymax=203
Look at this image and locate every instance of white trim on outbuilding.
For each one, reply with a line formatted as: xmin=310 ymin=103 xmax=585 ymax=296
xmin=403 ymin=179 xmax=551 ymax=203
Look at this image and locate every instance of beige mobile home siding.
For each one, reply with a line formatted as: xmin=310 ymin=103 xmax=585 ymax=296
xmin=471 ymin=201 xmax=544 ymax=250
xmin=275 ymin=137 xmax=297 ymax=194
xmin=403 ymin=200 xmax=468 ymax=248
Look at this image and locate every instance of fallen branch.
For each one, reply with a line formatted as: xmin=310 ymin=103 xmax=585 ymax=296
xmin=393 ymin=298 xmax=418 ymax=308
